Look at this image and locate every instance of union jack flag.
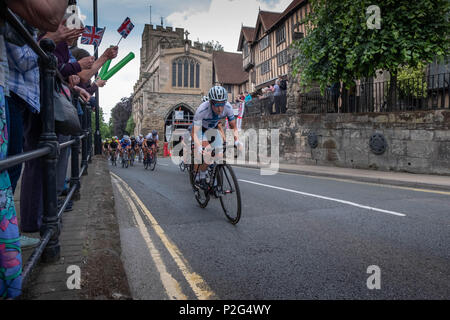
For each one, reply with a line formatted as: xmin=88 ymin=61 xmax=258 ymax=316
xmin=81 ymin=25 xmax=105 ymax=47
xmin=117 ymin=17 xmax=134 ymax=39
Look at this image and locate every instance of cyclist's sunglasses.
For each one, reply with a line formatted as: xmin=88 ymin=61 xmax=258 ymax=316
xmin=211 ymin=100 xmax=226 ymax=107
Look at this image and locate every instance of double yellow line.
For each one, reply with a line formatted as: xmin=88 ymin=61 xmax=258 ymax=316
xmin=111 ymin=172 xmax=217 ymax=300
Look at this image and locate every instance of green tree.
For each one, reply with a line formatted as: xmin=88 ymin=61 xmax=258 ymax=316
xmin=91 ymin=107 xmax=111 ymax=139
xmin=125 ymin=116 xmax=135 ymax=136
xmin=397 ymin=63 xmax=428 ymax=98
xmin=204 ymin=40 xmax=224 ymax=51
xmin=292 ymin=0 xmax=449 ymax=98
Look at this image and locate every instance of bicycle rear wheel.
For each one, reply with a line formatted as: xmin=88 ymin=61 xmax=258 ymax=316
xmin=217 ymin=164 xmax=241 ymax=224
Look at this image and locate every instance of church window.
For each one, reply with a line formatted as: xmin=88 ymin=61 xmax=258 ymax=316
xmin=172 ymin=57 xmax=200 ymax=88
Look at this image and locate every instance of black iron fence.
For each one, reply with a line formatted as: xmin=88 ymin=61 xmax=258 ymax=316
xmin=0 ymin=8 xmax=93 ymax=287
xmin=300 ymin=73 xmax=450 ymax=114
xmin=244 ymin=93 xmax=288 ymax=117
xmin=244 ymin=73 xmax=449 ymax=116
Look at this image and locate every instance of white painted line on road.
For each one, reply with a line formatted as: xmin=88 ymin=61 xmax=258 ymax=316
xmin=112 ymin=177 xmax=187 ymax=300
xmin=234 ymin=165 xmax=450 ymax=196
xmin=239 ymin=179 xmax=407 ymax=217
xmin=111 ymin=172 xmax=217 ymax=300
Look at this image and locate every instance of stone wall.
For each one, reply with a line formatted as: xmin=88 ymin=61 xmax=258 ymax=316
xmin=137 ymin=91 xmax=200 ymax=138
xmin=242 ymin=110 xmax=450 ymax=175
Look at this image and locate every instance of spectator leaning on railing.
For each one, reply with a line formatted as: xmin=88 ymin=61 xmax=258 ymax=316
xmin=273 ymin=80 xmax=282 ymax=114
xmin=1 ymin=0 xmax=68 ymax=301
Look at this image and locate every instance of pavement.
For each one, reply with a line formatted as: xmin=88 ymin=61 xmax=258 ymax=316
xmin=17 ymin=155 xmax=449 ymax=300
xmin=20 ymin=156 xmax=131 ymax=300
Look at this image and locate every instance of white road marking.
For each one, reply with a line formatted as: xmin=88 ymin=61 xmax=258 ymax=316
xmin=113 ymin=177 xmax=187 ymax=300
xmin=234 ymin=165 xmax=450 ymax=196
xmin=239 ymin=179 xmax=407 ymax=217
xmin=111 ymin=172 xmax=217 ymax=300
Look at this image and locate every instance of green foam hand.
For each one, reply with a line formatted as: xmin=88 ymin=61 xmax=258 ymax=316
xmin=99 ymin=59 xmax=111 ymax=79
xmin=102 ymin=52 xmax=135 ymax=81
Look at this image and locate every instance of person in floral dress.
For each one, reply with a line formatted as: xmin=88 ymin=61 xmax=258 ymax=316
xmin=0 ymin=85 xmax=22 ymax=299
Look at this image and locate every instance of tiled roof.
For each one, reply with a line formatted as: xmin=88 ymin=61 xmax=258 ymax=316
xmin=259 ymin=11 xmax=282 ymax=31
xmin=213 ymin=51 xmax=248 ymax=85
xmin=242 ymin=27 xmax=256 ymax=42
xmin=237 ymin=26 xmax=256 ymax=51
xmin=267 ymin=0 xmax=306 ymax=31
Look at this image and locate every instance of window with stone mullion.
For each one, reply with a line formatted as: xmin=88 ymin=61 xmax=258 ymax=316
xmin=178 ymin=60 xmax=183 ymax=87
xmin=184 ymin=59 xmax=189 ymax=87
xmin=190 ymin=61 xmax=195 ymax=88
xmin=172 ymin=62 xmax=177 ymax=86
xmin=196 ymin=64 xmax=200 ymax=88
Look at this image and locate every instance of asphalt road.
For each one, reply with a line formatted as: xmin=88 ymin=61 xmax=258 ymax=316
xmin=110 ymin=157 xmax=450 ymax=300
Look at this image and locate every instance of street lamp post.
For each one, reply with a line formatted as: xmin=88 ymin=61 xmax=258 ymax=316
xmin=93 ymin=0 xmax=102 ymax=155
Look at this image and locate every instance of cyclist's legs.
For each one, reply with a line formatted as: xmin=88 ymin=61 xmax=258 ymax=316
xmin=193 ymin=129 xmax=223 ymax=181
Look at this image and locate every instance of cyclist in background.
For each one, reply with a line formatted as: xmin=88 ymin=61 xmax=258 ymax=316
xmin=130 ymin=135 xmax=137 ymax=161
xmin=119 ymin=135 xmax=132 ymax=160
xmin=148 ymin=130 xmax=159 ymax=156
xmin=109 ymin=136 xmax=119 ymax=160
xmin=136 ymin=134 xmax=144 ymax=162
xmin=102 ymin=139 xmax=110 ymax=157
xmin=143 ymin=132 xmax=155 ymax=162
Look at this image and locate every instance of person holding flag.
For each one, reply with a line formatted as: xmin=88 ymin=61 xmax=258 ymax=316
xmin=117 ymin=17 xmax=134 ymax=45
xmin=98 ymin=17 xmax=135 ymax=81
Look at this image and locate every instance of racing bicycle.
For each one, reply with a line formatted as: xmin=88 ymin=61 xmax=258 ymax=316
xmin=189 ymin=144 xmax=241 ymax=225
xmin=143 ymin=147 xmax=157 ymax=171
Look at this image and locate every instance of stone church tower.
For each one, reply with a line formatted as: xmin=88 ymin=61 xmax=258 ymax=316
xmin=132 ymin=24 xmax=214 ymax=145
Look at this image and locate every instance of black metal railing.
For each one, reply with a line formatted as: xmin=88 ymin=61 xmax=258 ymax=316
xmin=244 ymin=93 xmax=288 ymax=117
xmin=0 ymin=8 xmax=93 ymax=287
xmin=244 ymin=73 xmax=449 ymax=117
xmin=299 ymin=73 xmax=450 ymax=114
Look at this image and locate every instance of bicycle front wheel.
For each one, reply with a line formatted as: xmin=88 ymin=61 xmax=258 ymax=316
xmin=217 ymin=164 xmax=241 ymax=225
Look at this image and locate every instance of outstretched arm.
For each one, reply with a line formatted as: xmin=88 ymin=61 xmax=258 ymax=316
xmin=78 ymin=46 xmax=118 ymax=83
xmin=7 ymin=0 xmax=68 ymax=32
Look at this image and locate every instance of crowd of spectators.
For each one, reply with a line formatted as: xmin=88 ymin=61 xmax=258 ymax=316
xmin=0 ymin=0 xmax=118 ymax=299
xmin=242 ymin=76 xmax=288 ymax=115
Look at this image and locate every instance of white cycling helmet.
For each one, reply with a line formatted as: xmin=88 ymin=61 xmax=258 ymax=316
xmin=208 ymin=86 xmax=228 ymax=102
xmin=201 ymin=95 xmax=209 ymax=103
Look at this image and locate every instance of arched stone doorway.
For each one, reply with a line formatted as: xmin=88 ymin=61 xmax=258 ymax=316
xmin=164 ymin=104 xmax=195 ymax=150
